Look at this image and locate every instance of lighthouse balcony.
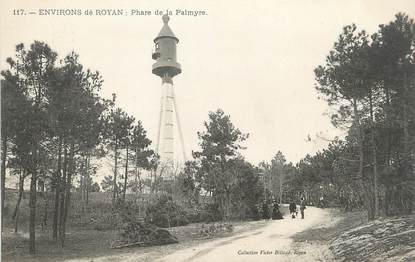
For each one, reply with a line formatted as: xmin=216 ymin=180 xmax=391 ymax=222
xmin=152 ymin=51 xmax=160 ymax=60
xmin=152 ymin=61 xmax=182 ymax=77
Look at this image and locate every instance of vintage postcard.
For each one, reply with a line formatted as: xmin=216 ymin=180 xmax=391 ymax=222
xmin=1 ymin=0 xmax=414 ymax=261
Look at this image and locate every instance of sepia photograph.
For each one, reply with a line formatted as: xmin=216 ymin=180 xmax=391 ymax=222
xmin=1 ymin=0 xmax=414 ymax=261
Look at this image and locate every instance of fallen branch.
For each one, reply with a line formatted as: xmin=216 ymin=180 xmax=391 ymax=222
xmin=111 ymin=241 xmax=145 ymax=249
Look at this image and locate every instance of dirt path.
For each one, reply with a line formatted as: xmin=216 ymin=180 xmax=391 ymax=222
xmin=154 ymin=207 xmax=333 ymax=262
xmin=64 ymin=207 xmax=333 ymax=262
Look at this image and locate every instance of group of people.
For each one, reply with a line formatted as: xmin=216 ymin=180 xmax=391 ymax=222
xmin=255 ymin=196 xmax=307 ymax=221
xmin=289 ymin=196 xmax=306 ymax=219
xmin=259 ymin=199 xmax=284 ymax=220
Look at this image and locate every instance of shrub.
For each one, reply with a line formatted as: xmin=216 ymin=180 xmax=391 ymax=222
xmin=91 ymin=200 xmax=141 ymax=231
xmin=197 ymin=202 xmax=222 ymax=223
xmin=145 ymin=195 xmax=190 ymax=228
xmin=199 ymin=222 xmax=234 ymax=238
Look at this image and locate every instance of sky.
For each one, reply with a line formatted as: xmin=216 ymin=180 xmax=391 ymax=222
xmin=1 ymin=0 xmax=415 ymax=167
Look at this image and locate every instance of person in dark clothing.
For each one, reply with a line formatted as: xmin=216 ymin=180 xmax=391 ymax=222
xmin=252 ymin=203 xmax=261 ymax=221
xmin=289 ymin=201 xmax=297 ymax=219
xmin=300 ymin=197 xmax=306 ymax=219
xmin=271 ymin=201 xmax=283 ymax=220
xmin=262 ymin=200 xmax=270 ymax=220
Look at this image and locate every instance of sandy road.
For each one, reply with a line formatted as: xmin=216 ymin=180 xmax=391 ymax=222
xmin=156 ymin=207 xmax=333 ymax=262
xmin=66 ymin=207 xmax=334 ymax=262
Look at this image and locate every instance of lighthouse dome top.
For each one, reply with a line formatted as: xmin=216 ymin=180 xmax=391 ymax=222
xmin=154 ymin=14 xmax=179 ymax=43
xmin=162 ymin=14 xmax=169 ymax=23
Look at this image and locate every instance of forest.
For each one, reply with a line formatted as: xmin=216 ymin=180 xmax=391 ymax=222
xmin=1 ymin=12 xmax=414 ymax=255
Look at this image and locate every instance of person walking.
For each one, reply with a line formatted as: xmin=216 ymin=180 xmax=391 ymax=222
xmin=300 ymin=196 xmax=306 ymax=219
xmin=262 ymin=200 xmax=270 ymax=220
xmin=289 ymin=200 xmax=297 ymax=219
xmin=271 ymin=200 xmax=283 ymax=220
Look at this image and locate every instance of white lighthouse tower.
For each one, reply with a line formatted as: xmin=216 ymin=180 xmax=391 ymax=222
xmin=152 ymin=15 xmax=186 ymax=178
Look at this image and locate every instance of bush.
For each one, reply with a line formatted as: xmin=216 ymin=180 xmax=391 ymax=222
xmin=92 ymin=211 xmax=118 ymax=231
xmin=91 ymin=200 xmax=141 ymax=231
xmin=196 ymin=202 xmax=222 ymax=223
xmin=199 ymin=222 xmax=233 ymax=238
xmin=113 ymin=220 xmax=178 ymax=247
xmin=145 ymin=195 xmax=190 ymax=228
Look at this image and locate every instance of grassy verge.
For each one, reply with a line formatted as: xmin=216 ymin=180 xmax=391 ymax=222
xmin=290 ymin=208 xmax=366 ymax=261
xmin=330 ymin=213 xmax=415 ymax=261
xmin=292 ymin=208 xmax=415 ymax=261
xmin=293 ymin=209 xmax=366 ymax=243
xmin=2 ymin=219 xmax=272 ymax=262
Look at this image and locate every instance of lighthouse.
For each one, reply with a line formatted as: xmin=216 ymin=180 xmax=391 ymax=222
xmin=152 ymin=14 xmax=185 ymax=177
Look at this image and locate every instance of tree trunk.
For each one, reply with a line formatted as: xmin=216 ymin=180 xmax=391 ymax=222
xmin=80 ymin=165 xmax=84 ymax=214
xmin=14 ymin=206 xmax=19 ymax=233
xmin=352 ymin=100 xmax=364 ymax=185
xmin=263 ymin=170 xmax=267 ymax=202
xmin=1 ymin=136 xmax=7 ymax=228
xmin=369 ymin=91 xmax=379 ymax=217
xmin=13 ymin=171 xmax=25 ymax=233
xmin=228 ymin=192 xmax=232 ymax=221
xmin=29 ymin=171 xmax=37 ymax=254
xmin=81 ymin=156 xmax=90 ymax=213
xmin=42 ymin=188 xmax=48 ymax=229
xmin=113 ymin=142 xmax=118 ymax=206
xmin=85 ymin=156 xmax=90 ymax=208
xmin=401 ymin=71 xmax=412 ymax=214
xmin=135 ymin=167 xmax=139 ymax=202
xmin=384 ymin=87 xmax=392 ymax=166
xmin=60 ymin=143 xmax=74 ymax=247
xmin=353 ymin=99 xmax=372 ymax=219
xmin=58 ymin=145 xmax=68 ymax=240
xmin=383 ymin=85 xmax=394 ymax=216
xmin=123 ymin=146 xmax=129 ymax=202
xmin=134 ymin=148 xmax=139 ymax=203
xmin=279 ymin=173 xmax=283 ymax=203
xmin=53 ymin=139 xmax=62 ymax=240
xmin=149 ymin=169 xmax=153 ymax=195
xmin=12 ymin=171 xmax=25 ymax=220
